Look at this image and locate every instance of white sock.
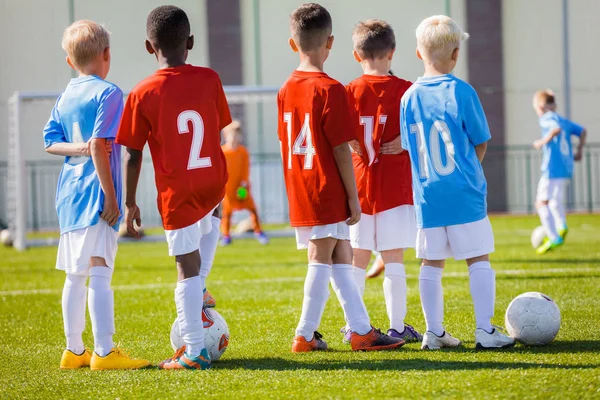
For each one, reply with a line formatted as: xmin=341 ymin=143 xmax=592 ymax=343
xmin=199 ymin=216 xmax=220 ymax=281
xmin=419 ymin=266 xmax=444 ymax=336
xmin=384 ymin=263 xmax=407 ymax=332
xmin=331 ymin=264 xmax=371 ymax=335
xmin=537 ymin=205 xmax=559 ymax=241
xmin=296 ymin=263 xmax=331 ymax=341
xmin=548 ymin=199 xmax=567 ymax=230
xmin=175 ymin=275 xmax=205 ymax=357
xmin=88 ymin=267 xmax=115 ymax=357
xmin=468 ymin=261 xmax=495 ymax=333
xmin=353 ymin=267 xmax=366 ymax=297
xmin=62 ymin=274 xmax=87 ymax=354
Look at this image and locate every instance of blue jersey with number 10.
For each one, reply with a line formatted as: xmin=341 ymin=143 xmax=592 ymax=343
xmin=43 ymin=76 xmax=123 ymax=234
xmin=400 ymin=74 xmax=491 ymax=229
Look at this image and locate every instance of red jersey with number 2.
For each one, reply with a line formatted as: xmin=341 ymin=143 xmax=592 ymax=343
xmin=346 ymin=75 xmax=413 ymax=215
xmin=116 ymin=65 xmax=232 ymax=230
xmin=277 ymin=71 xmax=355 ymax=227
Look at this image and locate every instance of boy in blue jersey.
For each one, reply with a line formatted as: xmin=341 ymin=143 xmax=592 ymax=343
xmin=43 ymin=20 xmax=149 ymax=370
xmin=532 ymin=89 xmax=587 ymax=254
xmin=400 ymin=15 xmax=515 ymax=350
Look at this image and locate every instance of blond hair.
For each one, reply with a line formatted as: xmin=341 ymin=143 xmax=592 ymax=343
xmin=533 ymin=89 xmax=556 ymax=107
xmin=416 ymin=15 xmax=468 ymax=64
xmin=62 ymin=20 xmax=110 ymax=70
xmin=353 ymin=19 xmax=395 ymax=60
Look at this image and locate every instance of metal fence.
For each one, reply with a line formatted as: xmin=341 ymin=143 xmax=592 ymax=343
xmin=0 ymin=144 xmax=599 ymax=231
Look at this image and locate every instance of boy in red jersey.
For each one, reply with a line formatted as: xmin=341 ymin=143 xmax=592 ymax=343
xmin=278 ymin=3 xmax=404 ymax=352
xmin=116 ymin=5 xmax=230 ymax=370
xmin=337 ymin=20 xmax=422 ymax=343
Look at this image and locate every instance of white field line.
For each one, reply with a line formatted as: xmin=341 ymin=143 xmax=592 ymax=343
xmin=0 ymin=266 xmax=597 ymax=297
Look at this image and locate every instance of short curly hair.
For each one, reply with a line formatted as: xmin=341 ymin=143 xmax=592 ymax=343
xmin=146 ymin=5 xmax=190 ymax=51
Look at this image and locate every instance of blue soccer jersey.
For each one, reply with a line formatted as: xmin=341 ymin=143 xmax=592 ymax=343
xmin=539 ymin=111 xmax=584 ymax=179
xmin=400 ymin=74 xmax=491 ymax=229
xmin=43 ymin=75 xmax=123 ymax=234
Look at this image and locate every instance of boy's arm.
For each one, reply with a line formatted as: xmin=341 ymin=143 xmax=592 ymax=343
xmin=46 ymin=140 xmax=112 ymax=157
xmin=124 ymin=148 xmax=143 ymax=238
xmin=574 ymin=129 xmax=587 ymax=161
xmin=475 ymin=141 xmax=488 ymax=162
xmin=90 ymin=139 xmax=119 ymax=226
xmin=333 ymin=143 xmax=361 ymax=225
xmin=533 ymin=127 xmax=561 ymax=150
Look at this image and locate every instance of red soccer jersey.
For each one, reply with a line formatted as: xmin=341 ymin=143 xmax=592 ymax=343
xmin=346 ymin=75 xmax=413 ymax=215
xmin=277 ymin=71 xmax=355 ymax=227
xmin=116 ymin=65 xmax=232 ymax=230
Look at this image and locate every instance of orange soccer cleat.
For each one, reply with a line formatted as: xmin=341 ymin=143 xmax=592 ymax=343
xmin=291 ymin=331 xmax=328 ymax=352
xmin=350 ymin=327 xmax=405 ymax=351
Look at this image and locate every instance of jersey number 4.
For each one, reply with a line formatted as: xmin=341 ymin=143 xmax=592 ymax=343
xmin=178 ymin=110 xmax=212 ymax=170
xmin=410 ymin=121 xmax=456 ymax=178
xmin=283 ymin=112 xmax=316 ymax=169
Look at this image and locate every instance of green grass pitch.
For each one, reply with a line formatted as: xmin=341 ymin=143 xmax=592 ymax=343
xmin=0 ymin=215 xmax=599 ymax=399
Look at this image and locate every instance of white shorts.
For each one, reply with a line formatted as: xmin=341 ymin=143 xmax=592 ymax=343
xmin=416 ymin=217 xmax=494 ymax=261
xmin=295 ymin=222 xmax=350 ymax=250
xmin=56 ymin=219 xmax=118 ymax=276
xmin=350 ymin=205 xmax=417 ymax=251
xmin=536 ymin=177 xmax=569 ymax=203
xmin=165 ymin=213 xmax=214 ymax=256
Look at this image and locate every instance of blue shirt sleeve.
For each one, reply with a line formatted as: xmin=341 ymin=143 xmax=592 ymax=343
xmin=43 ymin=96 xmax=66 ymax=148
xmin=562 ymin=118 xmax=585 ymax=137
xmin=400 ymin=98 xmax=409 ymax=151
xmin=460 ymin=85 xmax=491 ymax=146
xmin=92 ymin=86 xmax=124 ymax=140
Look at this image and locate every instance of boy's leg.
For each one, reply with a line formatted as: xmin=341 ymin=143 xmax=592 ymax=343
xmin=62 ymin=273 xmax=88 ymax=355
xmin=536 ymin=178 xmax=561 ymax=246
xmin=548 ymin=179 xmax=568 ymax=234
xmin=381 ymin=249 xmax=408 ymax=332
xmin=465 ymin=254 xmax=494 ymax=333
xmin=199 ymin=209 xmax=221 ymax=308
xmin=221 ymin=205 xmax=233 ymax=245
xmin=350 ymin=249 xmax=370 ymax=296
xmin=88 ymin=260 xmax=115 ymax=357
xmin=175 ymin=250 xmax=205 ymax=356
xmin=249 ymin=206 xmax=269 ymax=244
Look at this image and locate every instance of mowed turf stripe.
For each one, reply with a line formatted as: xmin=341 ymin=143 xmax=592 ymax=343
xmin=0 ymin=266 xmax=597 ymax=296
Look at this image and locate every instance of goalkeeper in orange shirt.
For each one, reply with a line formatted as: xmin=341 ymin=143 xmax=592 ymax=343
xmin=221 ymin=120 xmax=269 ymax=246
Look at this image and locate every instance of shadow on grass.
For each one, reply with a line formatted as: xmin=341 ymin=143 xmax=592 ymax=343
xmin=501 ymin=258 xmax=600 ymax=265
xmin=498 ymin=274 xmax=600 ymax=281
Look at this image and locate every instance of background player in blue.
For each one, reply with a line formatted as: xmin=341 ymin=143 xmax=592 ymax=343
xmin=43 ymin=20 xmax=148 ymax=370
xmin=400 ymin=15 xmax=515 ymax=350
xmin=532 ymin=89 xmax=587 ymax=254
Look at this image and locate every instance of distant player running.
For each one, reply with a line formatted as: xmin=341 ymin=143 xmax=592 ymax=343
xmin=400 ymin=15 xmax=515 ymax=349
xmin=44 ymin=20 xmax=149 ymax=370
xmin=278 ymin=3 xmax=403 ymax=352
xmin=532 ymin=89 xmax=587 ymax=254
xmin=117 ymin=5 xmax=231 ymax=370
xmin=221 ymin=120 xmax=269 ymax=246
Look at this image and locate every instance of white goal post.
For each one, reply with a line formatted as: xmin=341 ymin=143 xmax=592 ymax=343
xmin=6 ymin=86 xmax=280 ymax=251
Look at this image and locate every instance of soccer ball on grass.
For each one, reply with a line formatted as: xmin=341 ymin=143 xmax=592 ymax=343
xmin=170 ymin=308 xmax=230 ymax=361
xmin=0 ymin=229 xmax=14 ymax=247
xmin=505 ymin=292 xmax=561 ymax=346
xmin=530 ymin=226 xmax=547 ymax=248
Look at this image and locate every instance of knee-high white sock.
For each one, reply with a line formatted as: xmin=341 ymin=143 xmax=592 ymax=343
xmin=175 ymin=275 xmax=205 ymax=357
xmin=384 ymin=263 xmax=407 ymax=332
xmin=548 ymin=199 xmax=567 ymax=230
xmin=419 ymin=266 xmax=444 ymax=336
xmin=296 ymin=263 xmax=331 ymax=341
xmin=468 ymin=261 xmax=495 ymax=333
xmin=62 ymin=274 xmax=87 ymax=354
xmin=88 ymin=267 xmax=114 ymax=357
xmin=199 ymin=217 xmax=220 ymax=281
xmin=353 ymin=267 xmax=366 ymax=297
xmin=331 ymin=264 xmax=371 ymax=335
xmin=537 ymin=205 xmax=559 ymax=241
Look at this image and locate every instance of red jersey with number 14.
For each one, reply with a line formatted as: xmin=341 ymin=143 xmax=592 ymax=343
xmin=116 ymin=65 xmax=231 ymax=230
xmin=277 ymin=71 xmax=355 ymax=227
xmin=346 ymin=75 xmax=413 ymax=215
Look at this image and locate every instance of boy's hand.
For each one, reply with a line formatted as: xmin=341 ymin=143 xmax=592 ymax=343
xmin=380 ymin=136 xmax=405 ymax=155
xmin=348 ymin=140 xmax=363 ymax=156
xmin=346 ymin=196 xmax=361 ymax=226
xmin=574 ymin=149 xmax=583 ymax=161
xmin=101 ymin=195 xmax=120 ymax=226
xmin=125 ymin=204 xmax=143 ymax=239
xmin=85 ymin=140 xmax=113 ymax=156
xmin=533 ymin=139 xmax=544 ymax=150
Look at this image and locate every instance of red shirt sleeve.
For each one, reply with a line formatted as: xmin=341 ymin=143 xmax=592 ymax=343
xmin=116 ymin=91 xmax=150 ymax=151
xmin=216 ymin=76 xmax=232 ymax=130
xmin=322 ymin=83 xmax=355 ymax=148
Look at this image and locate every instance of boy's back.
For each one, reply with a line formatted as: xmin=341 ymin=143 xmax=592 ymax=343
xmin=401 ymin=74 xmax=491 ymax=228
xmin=346 ymin=74 xmax=412 ymax=214
xmin=277 ymin=71 xmax=354 ymax=227
xmin=539 ymin=111 xmax=584 ymax=179
xmin=117 ymin=65 xmax=230 ymax=230
xmin=44 ymin=76 xmax=123 ymax=233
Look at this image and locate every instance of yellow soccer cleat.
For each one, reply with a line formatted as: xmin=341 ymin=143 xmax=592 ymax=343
xmin=90 ymin=347 xmax=151 ymax=370
xmin=558 ymin=226 xmax=569 ymax=241
xmin=60 ymin=349 xmax=92 ymax=369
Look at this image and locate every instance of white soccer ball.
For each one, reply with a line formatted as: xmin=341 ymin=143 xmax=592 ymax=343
xmin=170 ymin=308 xmax=230 ymax=361
xmin=505 ymin=292 xmax=561 ymax=346
xmin=0 ymin=229 xmax=14 ymax=247
xmin=531 ymin=226 xmax=547 ymax=248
